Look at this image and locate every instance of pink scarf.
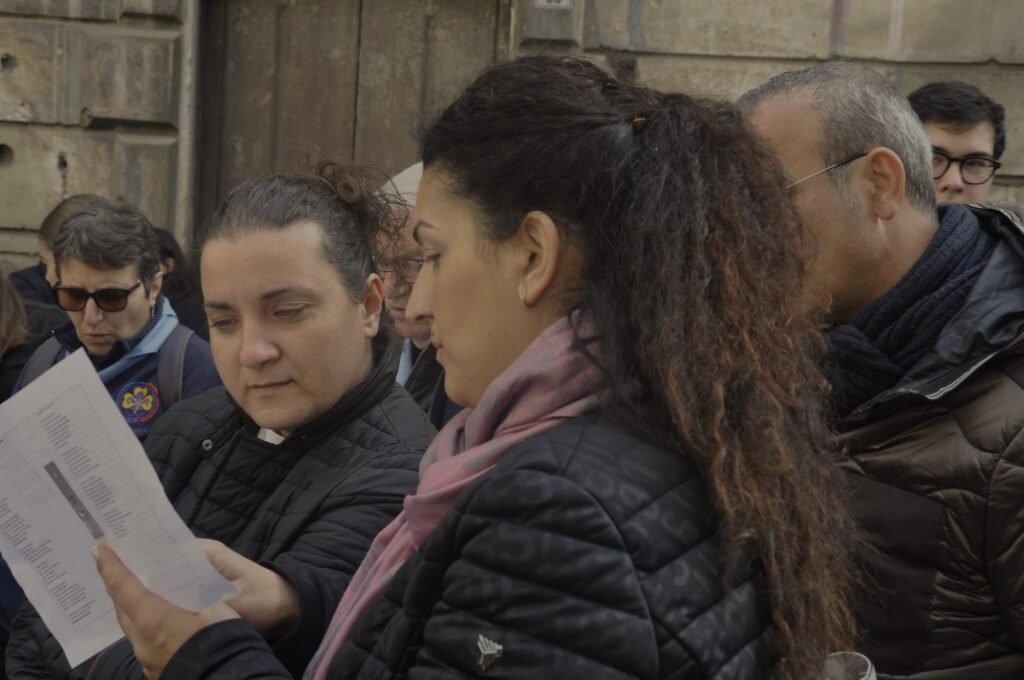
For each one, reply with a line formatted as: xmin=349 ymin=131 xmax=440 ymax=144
xmin=305 ymin=314 xmax=604 ymax=679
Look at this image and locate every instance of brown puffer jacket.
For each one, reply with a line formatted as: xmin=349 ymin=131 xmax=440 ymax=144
xmin=839 ymin=204 xmax=1024 ymax=679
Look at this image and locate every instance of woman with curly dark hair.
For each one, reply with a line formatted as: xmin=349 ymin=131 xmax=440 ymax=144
xmin=96 ymin=55 xmax=857 ymax=680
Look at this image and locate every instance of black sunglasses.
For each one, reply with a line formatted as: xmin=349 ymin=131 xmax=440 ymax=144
xmin=54 ymin=282 xmax=143 ymax=313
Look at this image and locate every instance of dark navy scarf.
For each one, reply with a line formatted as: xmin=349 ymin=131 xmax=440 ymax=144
xmin=825 ymin=205 xmax=996 ymax=417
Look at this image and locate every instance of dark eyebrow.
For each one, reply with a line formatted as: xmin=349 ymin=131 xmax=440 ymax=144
xmin=933 ymin=146 xmax=995 ymax=160
xmin=412 ymin=219 xmax=438 ymax=246
xmin=258 ymin=286 xmax=311 ymax=301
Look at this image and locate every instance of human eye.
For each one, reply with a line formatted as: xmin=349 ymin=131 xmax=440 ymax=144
xmin=964 ymin=157 xmax=995 ymax=170
xmin=209 ymin=317 xmax=238 ymax=333
xmin=273 ymin=304 xmax=310 ymax=321
xmin=424 ymin=253 xmax=441 ymax=270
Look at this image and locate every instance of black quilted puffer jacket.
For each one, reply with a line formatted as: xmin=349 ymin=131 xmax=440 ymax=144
xmin=158 ymin=412 xmax=774 ymax=679
xmin=6 ymin=352 xmax=435 ymax=679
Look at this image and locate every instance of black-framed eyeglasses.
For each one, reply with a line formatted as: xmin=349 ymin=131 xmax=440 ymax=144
xmin=54 ymin=282 xmax=143 ymax=312
xmin=786 ymin=152 xmax=868 ymax=190
xmin=376 ymin=256 xmax=425 ymax=283
xmin=931 ymin=149 xmax=1000 ymax=185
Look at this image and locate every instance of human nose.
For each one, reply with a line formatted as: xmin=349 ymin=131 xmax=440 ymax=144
xmin=405 ymin=265 xmax=434 ymax=325
xmin=936 ymin=160 xmax=965 ymax=195
xmin=82 ymin=298 xmax=104 ymax=325
xmin=238 ymin=321 xmax=280 ymax=369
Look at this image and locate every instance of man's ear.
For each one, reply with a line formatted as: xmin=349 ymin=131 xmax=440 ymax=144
xmin=862 ymin=147 xmax=906 ymax=221
xmin=360 ymin=274 xmax=384 ymax=337
xmin=513 ymin=211 xmax=563 ymax=308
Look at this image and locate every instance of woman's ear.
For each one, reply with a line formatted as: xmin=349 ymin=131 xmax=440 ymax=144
xmin=148 ymin=270 xmax=164 ymax=304
xmin=360 ymin=273 xmax=384 ymax=337
xmin=863 ymin=147 xmax=906 ymax=221
xmin=515 ymin=210 xmax=563 ymax=308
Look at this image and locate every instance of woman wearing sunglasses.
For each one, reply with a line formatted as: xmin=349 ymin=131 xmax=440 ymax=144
xmin=16 ymin=197 xmax=221 ymax=440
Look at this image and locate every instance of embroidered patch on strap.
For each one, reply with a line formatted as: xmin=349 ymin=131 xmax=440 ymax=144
xmin=116 ymin=381 xmax=161 ymax=424
xmin=476 ymin=634 xmax=503 ymax=673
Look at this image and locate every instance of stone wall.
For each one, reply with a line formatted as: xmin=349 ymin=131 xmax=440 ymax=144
xmin=0 ymin=0 xmax=198 ymax=271
xmin=514 ymin=0 xmax=1024 ymax=203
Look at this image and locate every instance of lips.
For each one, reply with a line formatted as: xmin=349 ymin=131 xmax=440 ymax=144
xmin=249 ymin=380 xmax=293 ymax=393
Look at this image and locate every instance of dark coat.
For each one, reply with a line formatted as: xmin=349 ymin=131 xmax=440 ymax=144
xmin=7 ymin=264 xmax=59 ymax=308
xmin=157 ymin=413 xmax=774 ymax=679
xmin=838 ymin=204 xmax=1024 ymax=679
xmin=401 ymin=343 xmax=460 ymax=429
xmin=5 ymin=346 xmax=435 ymax=679
xmin=0 ymin=299 xmax=66 ymax=402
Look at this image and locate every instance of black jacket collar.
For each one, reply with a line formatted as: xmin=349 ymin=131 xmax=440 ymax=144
xmin=847 ymin=203 xmax=1024 ymax=423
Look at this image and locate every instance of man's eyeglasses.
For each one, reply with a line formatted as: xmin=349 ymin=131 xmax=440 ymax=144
xmin=376 ymin=257 xmax=424 ymax=283
xmin=786 ymin=152 xmax=868 ymax=190
xmin=931 ymin=149 xmax=1000 ymax=185
xmin=54 ymin=282 xmax=142 ymax=313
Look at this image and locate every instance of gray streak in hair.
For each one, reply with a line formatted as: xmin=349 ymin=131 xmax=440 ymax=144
xmin=54 ymin=198 xmax=162 ymax=290
xmin=739 ymin=61 xmax=937 ymax=215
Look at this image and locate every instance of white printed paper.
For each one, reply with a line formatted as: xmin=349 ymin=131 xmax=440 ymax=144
xmin=0 ymin=350 xmax=237 ymax=667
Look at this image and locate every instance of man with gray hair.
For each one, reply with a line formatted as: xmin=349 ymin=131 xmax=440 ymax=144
xmin=741 ymin=61 xmax=1024 ymax=678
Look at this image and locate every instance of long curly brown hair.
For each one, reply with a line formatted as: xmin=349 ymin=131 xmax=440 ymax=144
xmin=422 ymin=54 xmax=857 ymax=678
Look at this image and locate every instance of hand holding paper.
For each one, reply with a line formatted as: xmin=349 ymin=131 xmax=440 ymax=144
xmin=0 ymin=350 xmax=236 ymax=667
xmin=94 ymin=544 xmax=239 ymax=680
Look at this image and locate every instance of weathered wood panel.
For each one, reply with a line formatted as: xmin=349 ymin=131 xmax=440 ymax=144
xmin=354 ymin=0 xmax=501 ymax=175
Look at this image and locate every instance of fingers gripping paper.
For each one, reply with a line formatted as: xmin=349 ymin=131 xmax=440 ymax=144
xmin=0 ymin=350 xmax=236 ymax=667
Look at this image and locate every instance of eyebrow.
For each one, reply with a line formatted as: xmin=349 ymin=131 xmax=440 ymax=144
xmin=411 ymin=219 xmax=438 ymax=246
xmin=205 ymin=286 xmax=316 ymax=310
xmin=933 ymin=145 xmax=995 ymax=159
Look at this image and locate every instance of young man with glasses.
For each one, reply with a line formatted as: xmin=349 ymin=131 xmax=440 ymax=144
xmin=742 ymin=61 xmax=1024 ymax=679
xmin=908 ymin=80 xmax=1006 ymax=205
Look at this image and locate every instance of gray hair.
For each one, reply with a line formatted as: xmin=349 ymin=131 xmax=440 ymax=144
xmin=53 ymin=198 xmax=162 ymax=290
xmin=739 ymin=61 xmax=936 ymax=214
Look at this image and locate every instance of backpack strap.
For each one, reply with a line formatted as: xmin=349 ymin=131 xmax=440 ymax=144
xmin=156 ymin=325 xmax=194 ymax=410
xmin=21 ymin=337 xmax=63 ymax=387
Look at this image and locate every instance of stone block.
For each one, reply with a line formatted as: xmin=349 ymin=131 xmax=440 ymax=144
xmin=898 ymin=66 xmax=1024 ymax=178
xmin=0 ymin=0 xmax=117 ymax=20
xmin=0 ymin=124 xmax=177 ymax=235
xmin=634 ymin=55 xmax=813 ymax=101
xmin=585 ymin=0 xmax=831 ymax=59
xmin=516 ymin=0 xmax=585 ymax=46
xmin=0 ymin=228 xmax=40 ymax=258
xmin=0 ymin=20 xmax=66 ymax=124
xmin=990 ymin=183 xmax=1024 ymax=205
xmin=120 ymin=0 xmax=185 ymax=22
xmin=78 ymin=27 xmax=180 ymax=126
xmin=840 ymin=0 xmax=1024 ymax=64
xmin=0 ymin=251 xmax=36 ymax=272
xmin=0 ymin=123 xmax=115 ymax=233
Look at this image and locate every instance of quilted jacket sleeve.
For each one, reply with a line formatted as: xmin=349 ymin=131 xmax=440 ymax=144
xmin=985 ymin=438 xmax=1024 ymax=646
xmin=405 ymin=467 xmax=661 ymax=679
xmin=161 ymin=619 xmax=292 ymax=679
xmin=263 ymin=450 xmax=420 ymax=677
